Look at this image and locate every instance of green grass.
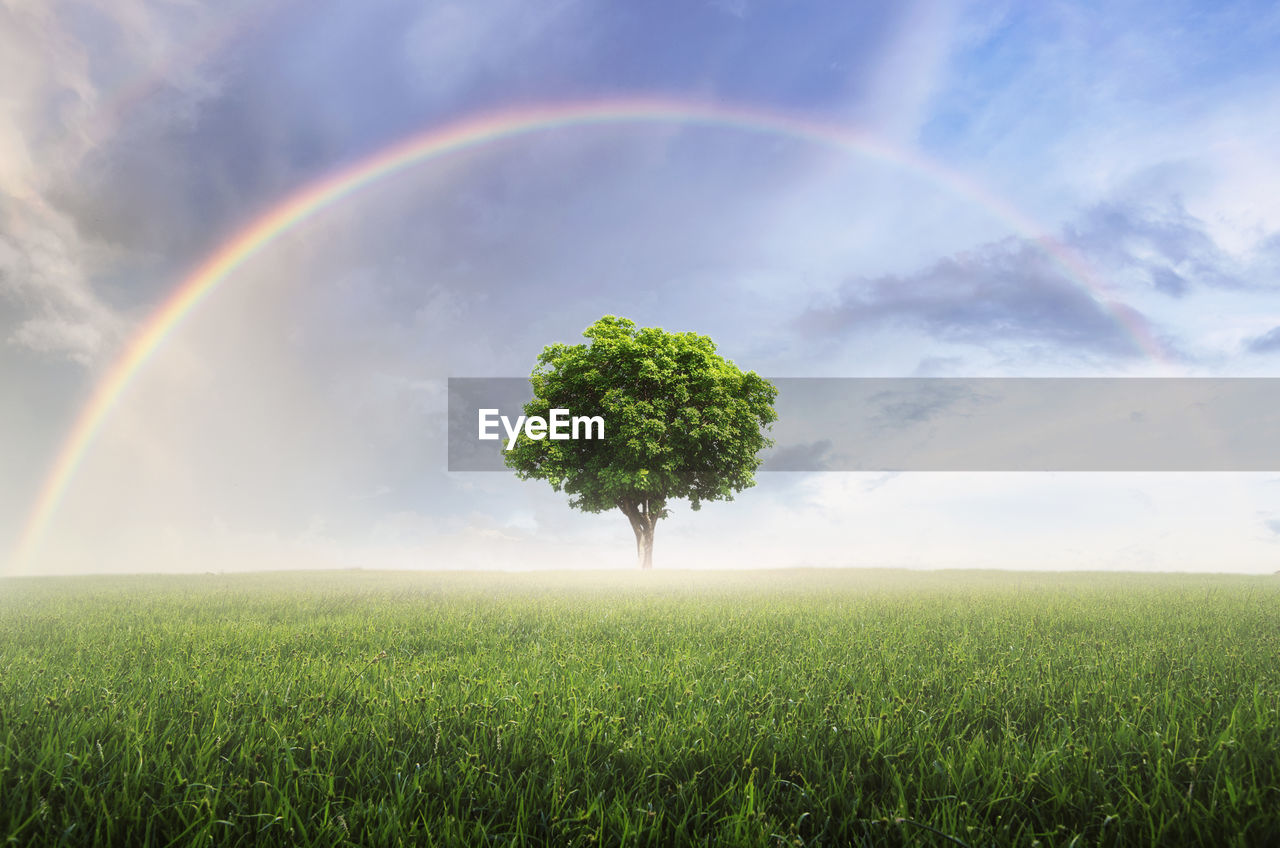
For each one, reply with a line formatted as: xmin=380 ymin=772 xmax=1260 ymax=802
xmin=1 ymin=568 xmax=1278 ymax=846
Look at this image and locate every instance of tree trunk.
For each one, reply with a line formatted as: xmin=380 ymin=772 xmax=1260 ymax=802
xmin=632 ymin=520 xmax=654 ymax=570
xmin=621 ymin=500 xmax=658 ymax=570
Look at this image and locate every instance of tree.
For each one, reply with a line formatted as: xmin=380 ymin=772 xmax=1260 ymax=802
xmin=504 ymin=316 xmax=777 ymax=569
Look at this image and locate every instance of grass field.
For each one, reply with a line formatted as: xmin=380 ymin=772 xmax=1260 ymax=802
xmin=1 ymin=569 xmax=1278 ymax=847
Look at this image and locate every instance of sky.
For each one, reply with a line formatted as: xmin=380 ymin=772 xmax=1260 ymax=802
xmin=3 ymin=0 xmax=1280 ymax=575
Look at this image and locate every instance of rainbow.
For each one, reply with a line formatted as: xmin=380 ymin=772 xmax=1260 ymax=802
xmin=8 ymin=96 xmax=1165 ymax=571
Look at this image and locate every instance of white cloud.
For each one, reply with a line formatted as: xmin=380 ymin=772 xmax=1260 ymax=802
xmin=856 ymin=0 xmax=960 ymax=141
xmin=8 ymin=315 xmax=105 ymax=364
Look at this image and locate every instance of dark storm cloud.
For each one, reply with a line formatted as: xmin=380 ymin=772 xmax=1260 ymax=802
xmin=795 ymin=237 xmax=1152 ymax=358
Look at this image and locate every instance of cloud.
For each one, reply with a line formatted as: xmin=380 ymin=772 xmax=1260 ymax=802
xmin=0 ymin=203 xmax=121 ymax=364
xmin=927 ymin=3 xmax=1280 ymax=243
xmin=8 ymin=315 xmax=106 ymax=364
xmin=853 ymin=0 xmax=960 ymax=140
xmin=1063 ymin=199 xmax=1237 ymax=296
xmin=788 ymin=192 xmax=1280 ymax=366
xmin=0 ymin=4 xmax=108 ymax=364
xmin=0 ymin=0 xmax=245 ymax=368
xmin=1247 ymin=327 xmax=1280 ymax=354
xmin=795 ymin=236 xmax=1152 ymax=358
xmin=867 ymin=381 xmax=982 ymax=430
xmin=760 ymin=440 xmax=834 ymax=471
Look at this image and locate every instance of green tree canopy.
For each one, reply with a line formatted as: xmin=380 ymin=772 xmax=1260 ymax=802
xmin=504 ymin=316 xmax=777 ymax=568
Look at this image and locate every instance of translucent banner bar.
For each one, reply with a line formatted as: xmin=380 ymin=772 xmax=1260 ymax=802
xmin=448 ymin=378 xmax=1280 ymax=471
